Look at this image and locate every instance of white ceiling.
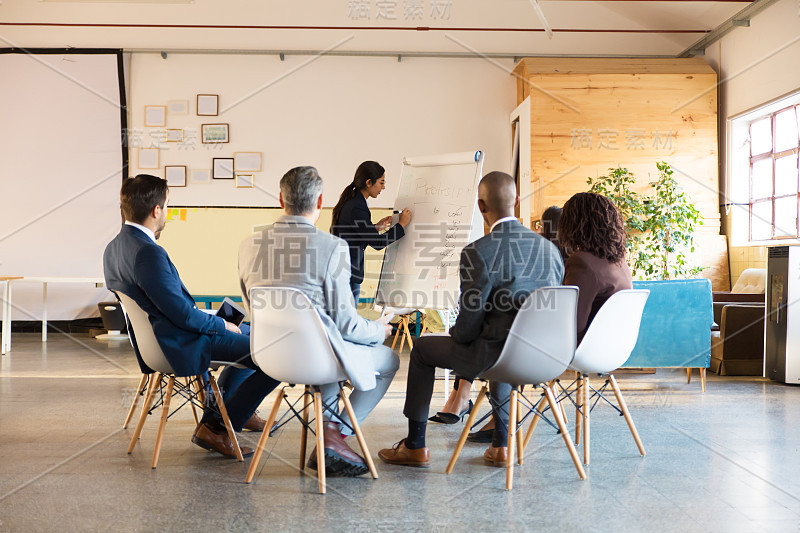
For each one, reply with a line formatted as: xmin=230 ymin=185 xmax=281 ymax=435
xmin=0 ymin=0 xmax=753 ymax=56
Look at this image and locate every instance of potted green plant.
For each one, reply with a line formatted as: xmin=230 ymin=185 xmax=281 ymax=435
xmin=588 ymin=162 xmax=704 ymax=279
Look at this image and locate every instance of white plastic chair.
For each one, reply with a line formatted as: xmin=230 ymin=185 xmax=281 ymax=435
xmin=562 ymin=289 xmax=650 ymax=466
xmin=116 ymin=292 xmax=245 ymax=467
xmin=445 ymin=286 xmax=586 ymax=490
xmin=244 ymin=286 xmax=378 ymax=494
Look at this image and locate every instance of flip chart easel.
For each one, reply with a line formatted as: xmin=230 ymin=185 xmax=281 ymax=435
xmin=375 ymin=150 xmax=485 ymax=310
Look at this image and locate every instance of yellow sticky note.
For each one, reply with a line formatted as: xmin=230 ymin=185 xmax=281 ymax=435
xmin=166 ymin=210 xmax=173 ymax=221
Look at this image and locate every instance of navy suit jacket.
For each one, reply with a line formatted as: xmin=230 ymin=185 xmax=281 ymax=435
xmin=331 ymin=194 xmax=404 ymax=285
xmin=103 ymin=224 xmax=226 ymax=377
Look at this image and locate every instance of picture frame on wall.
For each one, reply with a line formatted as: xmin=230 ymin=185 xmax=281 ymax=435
xmin=138 ymin=148 xmax=159 ymax=169
xmin=190 ymin=168 xmax=211 ymax=184
xmin=165 ymin=165 xmax=187 ymax=187
xmin=167 ymin=100 xmax=189 ymax=115
xmin=234 ymin=152 xmax=262 ymax=172
xmin=166 ymin=129 xmax=183 ymax=142
xmin=197 ymin=94 xmax=219 ymax=116
xmin=144 ymin=105 xmax=167 ymax=127
xmin=236 ymin=174 xmax=255 ymax=188
xmin=213 ymin=158 xmax=234 ymax=179
xmin=202 ymin=123 xmax=229 ymax=144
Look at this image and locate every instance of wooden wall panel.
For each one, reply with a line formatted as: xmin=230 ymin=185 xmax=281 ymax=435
xmin=516 ymin=58 xmax=728 ymax=289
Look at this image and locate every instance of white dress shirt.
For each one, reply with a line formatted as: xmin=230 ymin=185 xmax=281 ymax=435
xmin=124 ymin=221 xmax=156 ymax=243
xmin=490 ymin=215 xmax=519 ymax=232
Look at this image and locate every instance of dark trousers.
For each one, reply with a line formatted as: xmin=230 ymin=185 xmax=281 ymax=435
xmin=404 ymin=335 xmax=511 ymax=445
xmin=200 ymin=327 xmax=279 ymax=432
xmin=217 ymin=324 xmax=255 ymax=403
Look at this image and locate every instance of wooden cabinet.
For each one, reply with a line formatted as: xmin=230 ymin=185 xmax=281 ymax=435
xmin=513 ymin=57 xmax=729 ymax=290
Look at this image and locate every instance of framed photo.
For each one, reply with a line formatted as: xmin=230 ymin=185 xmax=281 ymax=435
xmin=138 ymin=148 xmax=159 ymax=169
xmin=167 ymin=100 xmax=188 ymax=115
xmin=144 ymin=105 xmax=167 ymax=127
xmin=236 ymin=174 xmax=255 ymax=188
xmin=165 ymin=165 xmax=187 ymax=187
xmin=212 ymin=158 xmax=234 ymax=179
xmin=165 ymin=129 xmax=183 ymax=142
xmin=197 ymin=94 xmax=219 ymax=116
xmin=234 ymin=152 xmax=262 ymax=172
xmin=202 ymin=123 xmax=229 ymax=144
xmin=190 ymin=168 xmax=211 ymax=184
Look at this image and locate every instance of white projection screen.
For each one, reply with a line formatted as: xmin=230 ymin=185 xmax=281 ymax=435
xmin=0 ymin=50 xmax=124 ymax=321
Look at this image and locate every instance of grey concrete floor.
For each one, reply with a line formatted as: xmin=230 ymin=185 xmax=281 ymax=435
xmin=1 ymin=333 xmax=800 ymax=532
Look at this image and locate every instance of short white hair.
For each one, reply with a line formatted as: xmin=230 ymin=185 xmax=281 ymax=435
xmin=280 ymin=166 xmax=323 ymax=215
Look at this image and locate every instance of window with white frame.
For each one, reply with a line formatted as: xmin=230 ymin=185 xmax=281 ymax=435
xmin=729 ymin=92 xmax=800 ymax=245
xmin=748 ymin=106 xmax=800 ymax=240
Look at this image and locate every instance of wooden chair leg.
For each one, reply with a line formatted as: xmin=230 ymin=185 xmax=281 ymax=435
xmin=516 ymin=395 xmax=524 ymax=466
xmin=608 ymin=375 xmax=646 ymax=456
xmin=151 ymin=376 xmax=175 ymax=469
xmin=405 ymin=316 xmax=414 ymax=351
xmin=299 ymin=386 xmax=310 ymax=471
xmin=391 ymin=320 xmax=402 ymax=350
xmin=545 ymin=385 xmax=586 ymax=480
xmin=123 ymin=374 xmax=148 ymax=429
xmin=575 ymin=375 xmax=582 ymax=445
xmin=506 ymin=389 xmax=518 ymax=491
xmin=446 ymin=384 xmax=487 ymax=474
xmin=128 ymin=373 xmax=161 ymax=453
xmin=245 ymin=389 xmax=284 ymax=484
xmin=209 ymin=374 xmax=244 ymax=462
xmin=185 ymin=377 xmax=199 ymax=425
xmin=314 ymin=391 xmax=326 ymax=494
xmin=398 ymin=316 xmax=409 ymax=353
xmin=583 ymin=374 xmax=590 ymax=466
xmin=339 ymin=384 xmax=378 ymax=479
xmin=700 ymin=368 xmax=707 ymax=393
xmin=194 ymin=376 xmax=206 ymax=405
xmin=521 ymin=394 xmax=545 ymax=451
xmin=686 ymin=367 xmax=692 ymax=384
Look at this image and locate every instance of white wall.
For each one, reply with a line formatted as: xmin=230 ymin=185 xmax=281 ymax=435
xmin=129 ymin=53 xmax=515 ymax=207
xmin=705 ymin=0 xmax=800 ymax=252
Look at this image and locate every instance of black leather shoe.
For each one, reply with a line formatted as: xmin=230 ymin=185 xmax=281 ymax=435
xmin=305 ymin=422 xmax=369 ymax=477
xmin=467 ymin=428 xmax=494 ymax=443
xmin=307 ymin=447 xmax=370 ymax=477
xmin=429 ymin=400 xmax=473 ymax=424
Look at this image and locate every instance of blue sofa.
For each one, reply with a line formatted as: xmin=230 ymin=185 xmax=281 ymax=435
xmin=623 ymin=279 xmax=713 ymax=383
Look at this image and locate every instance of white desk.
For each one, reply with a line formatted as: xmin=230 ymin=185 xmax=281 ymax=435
xmin=1 ymin=276 xmax=105 ymax=353
xmin=1 ymin=276 xmax=23 ymax=355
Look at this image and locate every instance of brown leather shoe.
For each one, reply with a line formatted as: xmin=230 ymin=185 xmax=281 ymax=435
xmin=378 ymin=439 xmax=430 ymax=468
xmin=306 ymin=422 xmax=369 ymax=477
xmin=243 ymin=411 xmax=266 ymax=432
xmin=483 ymin=445 xmax=508 ymax=467
xmin=192 ymin=423 xmax=254 ymax=458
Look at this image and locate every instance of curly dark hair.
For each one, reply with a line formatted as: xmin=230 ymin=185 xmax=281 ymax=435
xmin=558 ymin=192 xmax=627 ymax=263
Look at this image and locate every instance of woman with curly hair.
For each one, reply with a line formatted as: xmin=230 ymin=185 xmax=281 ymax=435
xmin=559 ymin=192 xmax=632 ymax=342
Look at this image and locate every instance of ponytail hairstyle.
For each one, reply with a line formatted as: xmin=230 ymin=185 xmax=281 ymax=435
xmin=330 ymin=161 xmax=386 ymax=230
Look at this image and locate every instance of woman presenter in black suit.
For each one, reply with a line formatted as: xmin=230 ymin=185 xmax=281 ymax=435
xmin=331 ymin=161 xmax=412 ymax=302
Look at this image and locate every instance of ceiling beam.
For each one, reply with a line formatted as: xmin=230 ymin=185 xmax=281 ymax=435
xmin=0 ymin=22 xmax=710 ymax=34
xmin=678 ymin=0 xmax=781 ymax=57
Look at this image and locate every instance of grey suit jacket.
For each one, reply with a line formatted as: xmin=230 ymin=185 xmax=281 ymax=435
xmin=449 ymin=219 xmax=565 ymax=375
xmin=238 ymin=215 xmax=385 ymax=391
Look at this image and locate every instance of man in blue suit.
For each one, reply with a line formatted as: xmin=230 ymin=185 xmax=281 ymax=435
xmin=104 ymin=174 xmax=279 ymax=458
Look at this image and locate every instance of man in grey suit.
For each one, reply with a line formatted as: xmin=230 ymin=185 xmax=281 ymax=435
xmin=239 ymin=166 xmax=399 ymax=477
xmin=379 ymin=171 xmax=564 ymax=468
